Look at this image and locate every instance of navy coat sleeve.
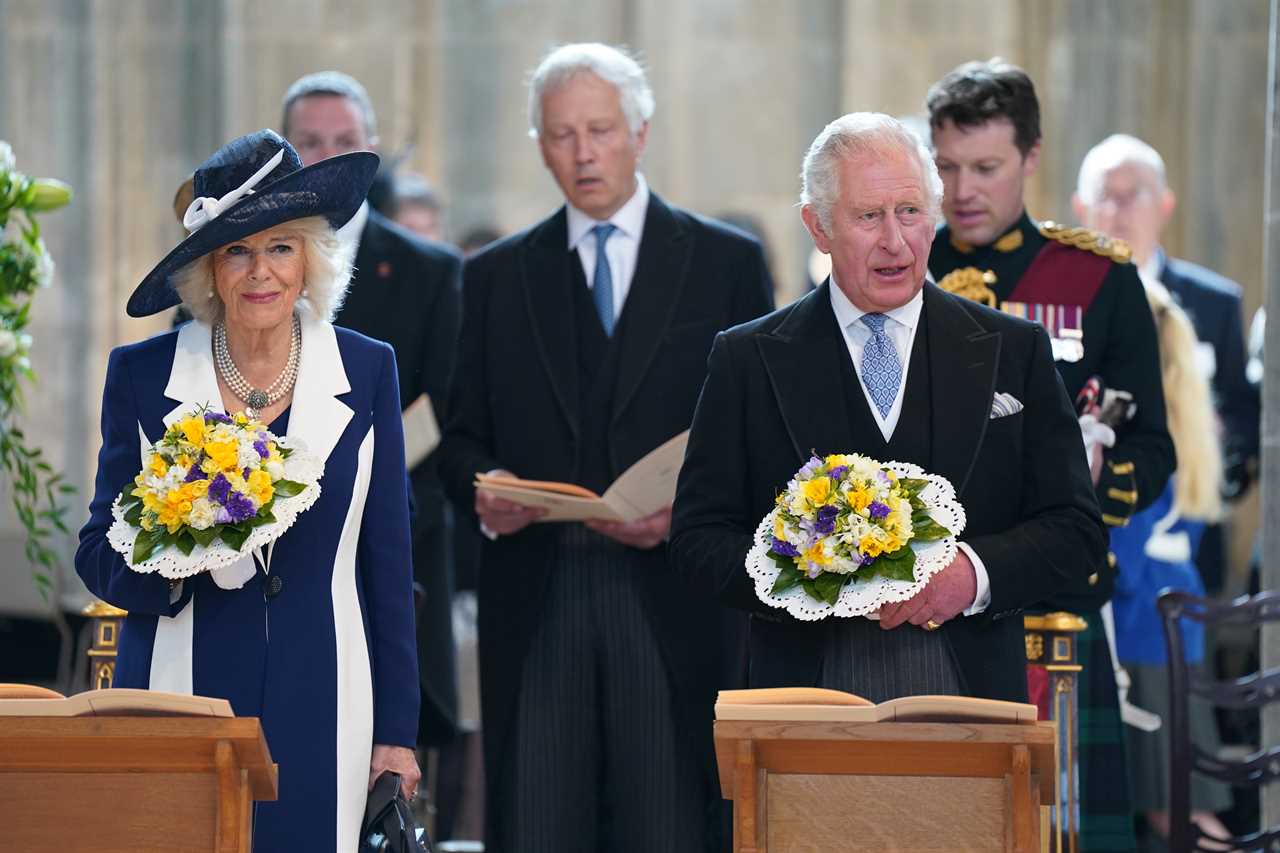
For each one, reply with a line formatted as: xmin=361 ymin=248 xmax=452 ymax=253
xmin=75 ymin=347 xmax=184 ymax=616
xmin=359 ymin=344 xmax=422 ymax=747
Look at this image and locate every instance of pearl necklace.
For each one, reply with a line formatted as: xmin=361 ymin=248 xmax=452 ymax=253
xmin=213 ymin=314 xmax=301 ymax=420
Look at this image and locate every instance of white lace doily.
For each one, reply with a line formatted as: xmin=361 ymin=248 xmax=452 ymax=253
xmin=106 ymin=447 xmax=325 ymax=579
xmin=745 ymin=462 xmax=967 ymax=621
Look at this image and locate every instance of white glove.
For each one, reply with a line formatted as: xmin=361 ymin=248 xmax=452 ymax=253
xmin=210 ymin=555 xmax=256 ymax=590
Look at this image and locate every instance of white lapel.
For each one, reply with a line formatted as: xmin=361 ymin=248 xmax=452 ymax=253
xmin=162 ymin=321 xmax=223 ymax=429
xmin=287 ymin=314 xmax=353 ymax=464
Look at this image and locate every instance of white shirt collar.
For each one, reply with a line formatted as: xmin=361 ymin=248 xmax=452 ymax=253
xmin=566 ymin=173 xmax=649 ymax=250
xmin=828 ymin=276 xmax=925 ymax=334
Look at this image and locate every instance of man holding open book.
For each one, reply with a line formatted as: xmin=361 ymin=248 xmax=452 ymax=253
xmin=670 ymin=113 xmax=1106 ymax=705
xmin=436 ymin=43 xmax=773 ymax=853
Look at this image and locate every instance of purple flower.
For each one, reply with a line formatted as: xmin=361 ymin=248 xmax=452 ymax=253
xmin=204 ymin=411 xmax=232 ymax=424
xmin=798 ymin=455 xmax=824 ymax=478
xmin=771 ymin=537 xmax=800 ymax=557
xmin=860 ymin=553 xmax=876 ymax=566
xmin=876 ymin=469 xmax=890 ymax=483
xmin=815 ymin=505 xmax=839 ymax=535
xmin=183 ymin=464 xmax=205 ymax=483
xmin=254 ymin=439 xmax=269 ymax=459
xmin=224 ymin=491 xmax=256 ymax=523
xmin=868 ymin=500 xmax=891 ymax=520
xmin=828 ymin=465 xmax=848 ymax=481
xmin=208 ymin=473 xmax=231 ymax=504
xmin=214 ymin=506 xmax=232 ymax=524
xmin=806 ymin=564 xmax=823 ymax=579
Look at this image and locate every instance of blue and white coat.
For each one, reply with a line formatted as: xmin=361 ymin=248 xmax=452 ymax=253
xmin=76 ymin=316 xmax=420 ymax=852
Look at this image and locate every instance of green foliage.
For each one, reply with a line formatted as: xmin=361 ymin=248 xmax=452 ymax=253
xmin=0 ymin=141 xmax=74 ymax=599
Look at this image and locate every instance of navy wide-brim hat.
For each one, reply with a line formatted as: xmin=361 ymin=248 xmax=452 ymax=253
xmin=127 ymin=129 xmax=378 ymax=317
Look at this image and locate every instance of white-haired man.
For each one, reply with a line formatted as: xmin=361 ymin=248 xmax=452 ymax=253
xmin=671 ymin=113 xmax=1104 ymax=708
xmin=437 ymin=43 xmax=774 ymax=852
xmin=1073 ymin=134 xmax=1258 ymax=580
xmin=281 ymin=71 xmax=465 ymax=756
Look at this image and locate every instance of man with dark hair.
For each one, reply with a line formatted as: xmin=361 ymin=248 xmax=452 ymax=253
xmin=282 ymin=71 xmax=465 ymax=758
xmin=926 ymin=58 xmax=1173 ymax=852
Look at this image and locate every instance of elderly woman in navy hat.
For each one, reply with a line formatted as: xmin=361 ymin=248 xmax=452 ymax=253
xmin=75 ymin=130 xmax=421 ymax=849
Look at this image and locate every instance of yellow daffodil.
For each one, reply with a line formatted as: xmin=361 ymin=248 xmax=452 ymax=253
xmin=801 ymin=541 xmax=831 ymax=567
xmin=203 ymin=440 xmax=239 ymax=472
xmin=247 ymin=469 xmax=273 ymax=505
xmin=148 ymin=455 xmax=168 ymax=478
xmin=858 ymin=533 xmax=886 ymax=558
xmin=801 ymin=476 xmax=834 ymax=508
xmin=177 ymin=416 xmax=206 ymax=447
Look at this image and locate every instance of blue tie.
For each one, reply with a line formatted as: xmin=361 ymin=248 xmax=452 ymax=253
xmin=860 ymin=313 xmax=902 ymax=418
xmin=590 ymin=223 xmax=617 ymax=335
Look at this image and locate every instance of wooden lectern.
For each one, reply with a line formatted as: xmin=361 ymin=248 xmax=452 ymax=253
xmin=0 ymin=716 xmax=277 ymax=853
xmin=715 ymin=693 xmax=1056 ymax=853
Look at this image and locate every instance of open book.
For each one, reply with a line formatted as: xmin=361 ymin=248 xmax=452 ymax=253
xmin=474 ymin=430 xmax=689 ymax=523
xmin=0 ymin=687 xmax=232 ymax=718
xmin=715 ymin=687 xmax=1038 ymax=724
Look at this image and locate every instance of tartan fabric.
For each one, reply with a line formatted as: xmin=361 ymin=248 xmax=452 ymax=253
xmin=1075 ymin=618 xmax=1139 ymax=852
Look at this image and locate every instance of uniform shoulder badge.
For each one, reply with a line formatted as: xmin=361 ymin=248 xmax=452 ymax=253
xmin=1038 ymin=221 xmax=1132 ymax=264
xmin=937 ymin=267 xmax=998 ymax=307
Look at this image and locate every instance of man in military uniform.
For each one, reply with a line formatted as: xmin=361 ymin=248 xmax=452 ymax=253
xmin=926 ymin=59 xmax=1174 ymax=852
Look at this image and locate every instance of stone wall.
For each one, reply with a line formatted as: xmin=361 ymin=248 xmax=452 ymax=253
xmin=0 ymin=0 xmax=1268 ymax=613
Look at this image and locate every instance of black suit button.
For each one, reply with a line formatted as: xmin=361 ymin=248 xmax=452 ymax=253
xmin=266 ymin=575 xmax=283 ymax=599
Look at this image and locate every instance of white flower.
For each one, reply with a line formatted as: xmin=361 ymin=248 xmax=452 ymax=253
xmin=188 ymin=497 xmax=217 ymax=531
xmin=237 ymin=440 xmax=262 ymax=471
xmin=0 ymin=141 xmax=14 ymax=174
xmin=0 ymin=331 xmax=16 ymax=358
xmin=265 ymin=459 xmax=285 ymax=480
xmin=31 ymin=238 xmax=53 ymax=287
xmin=16 ymin=333 xmax=31 ymax=352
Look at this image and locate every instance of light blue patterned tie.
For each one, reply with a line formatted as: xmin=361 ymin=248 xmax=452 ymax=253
xmin=860 ymin=313 xmax=902 ymax=418
xmin=591 ymin=223 xmax=617 ymax=335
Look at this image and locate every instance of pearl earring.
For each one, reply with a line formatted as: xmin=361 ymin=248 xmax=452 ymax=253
xmin=301 ymin=286 xmax=309 ymax=297
xmin=206 ymin=289 xmax=214 ymax=300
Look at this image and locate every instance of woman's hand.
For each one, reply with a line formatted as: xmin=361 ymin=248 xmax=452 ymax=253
xmin=369 ymin=744 xmax=421 ymax=802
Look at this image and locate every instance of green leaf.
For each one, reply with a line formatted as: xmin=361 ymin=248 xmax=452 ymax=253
xmin=899 ymin=477 xmax=930 ymax=494
xmin=188 ymin=527 xmax=217 ymax=547
xmin=812 ymin=571 xmax=847 ymax=605
xmin=132 ymin=530 xmax=159 ymax=564
xmin=220 ymin=524 xmax=250 ymax=551
xmin=249 ymin=507 xmax=276 ymax=528
xmin=770 ymin=563 xmax=804 ymax=595
xmin=273 ymin=479 xmax=305 ymax=498
xmin=124 ymin=502 xmax=143 ymax=526
xmin=865 ymin=547 xmax=917 ymax=582
xmin=910 ymin=513 xmax=952 ymax=541
xmin=175 ymin=532 xmax=196 ymax=556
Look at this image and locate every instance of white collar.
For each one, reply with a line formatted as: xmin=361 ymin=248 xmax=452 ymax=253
xmin=165 ymin=314 xmax=352 ymax=463
xmin=566 ymin=173 xmax=649 ymax=250
xmin=828 ymin=277 xmax=926 ymax=334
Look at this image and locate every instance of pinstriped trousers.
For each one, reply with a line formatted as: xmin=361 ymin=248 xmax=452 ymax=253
xmin=818 ymin=617 xmax=964 ymax=702
xmin=501 ymin=525 xmax=705 ymax=853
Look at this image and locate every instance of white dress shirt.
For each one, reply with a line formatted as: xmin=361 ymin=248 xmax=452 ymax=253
xmin=566 ymin=173 xmax=650 ymax=323
xmin=828 ymin=278 xmax=991 ymax=615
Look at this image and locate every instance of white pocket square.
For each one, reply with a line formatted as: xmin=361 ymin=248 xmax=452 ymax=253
xmin=990 ymin=392 xmax=1024 ymax=419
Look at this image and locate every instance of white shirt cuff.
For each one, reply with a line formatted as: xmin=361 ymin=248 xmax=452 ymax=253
xmin=958 ymin=542 xmax=990 ymax=615
xmin=479 ymin=520 xmax=499 ymax=541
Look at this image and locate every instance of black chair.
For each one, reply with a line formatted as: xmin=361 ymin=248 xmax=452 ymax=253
xmin=1157 ymin=589 xmax=1280 ymax=852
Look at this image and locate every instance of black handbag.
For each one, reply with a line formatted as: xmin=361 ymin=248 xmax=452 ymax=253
xmin=359 ymin=771 xmax=434 ymax=853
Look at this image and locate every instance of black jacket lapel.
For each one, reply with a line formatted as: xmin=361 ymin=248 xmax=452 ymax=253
xmin=611 ymin=194 xmax=693 ymax=423
xmin=755 ymin=281 xmax=856 ymax=466
xmin=519 ymin=209 xmax=580 ymax=437
xmin=923 ymin=283 xmax=1000 ymax=496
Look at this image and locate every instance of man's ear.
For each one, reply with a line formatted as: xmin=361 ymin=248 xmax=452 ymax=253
xmin=801 ymin=205 xmax=831 ymax=255
xmin=1071 ymin=192 xmax=1088 ymax=226
xmin=1158 ymin=188 xmax=1176 ymax=229
xmin=1021 ymin=140 xmax=1042 ymax=179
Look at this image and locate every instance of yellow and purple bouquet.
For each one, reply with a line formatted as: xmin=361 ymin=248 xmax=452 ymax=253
xmin=753 ymin=453 xmax=964 ymax=618
xmin=108 ymin=408 xmax=323 ymax=577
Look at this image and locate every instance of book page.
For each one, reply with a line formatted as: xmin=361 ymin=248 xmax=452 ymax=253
xmin=0 ymin=687 xmax=233 ymax=717
xmin=402 ymin=393 xmax=440 ymax=470
xmin=715 ymin=689 xmax=1036 ymax=724
xmin=471 ymin=430 xmax=690 ymax=523
xmin=600 ymin=431 xmax=689 ymax=520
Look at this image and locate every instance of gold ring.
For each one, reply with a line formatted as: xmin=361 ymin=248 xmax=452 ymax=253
xmin=924 ymin=619 xmax=941 ymax=631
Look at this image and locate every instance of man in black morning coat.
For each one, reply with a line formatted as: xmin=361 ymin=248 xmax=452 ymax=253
xmin=282 ymin=71 xmax=464 ymax=749
xmin=436 ymin=44 xmax=773 ymax=853
xmin=670 ymin=113 xmax=1105 ymax=705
